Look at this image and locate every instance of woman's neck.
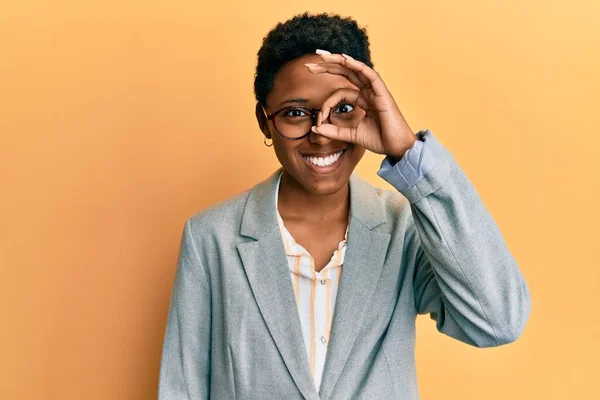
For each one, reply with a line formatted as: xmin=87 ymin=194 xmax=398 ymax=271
xmin=277 ymin=171 xmax=350 ymax=225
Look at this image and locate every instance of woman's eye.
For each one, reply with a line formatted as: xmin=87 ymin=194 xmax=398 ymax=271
xmin=285 ymin=109 xmax=308 ymax=117
xmin=334 ymin=104 xmax=354 ymax=113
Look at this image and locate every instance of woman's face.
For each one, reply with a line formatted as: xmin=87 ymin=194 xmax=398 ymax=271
xmin=261 ymin=54 xmax=367 ymax=196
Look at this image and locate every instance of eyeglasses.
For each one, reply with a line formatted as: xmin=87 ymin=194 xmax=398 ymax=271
xmin=264 ymin=103 xmax=365 ymax=140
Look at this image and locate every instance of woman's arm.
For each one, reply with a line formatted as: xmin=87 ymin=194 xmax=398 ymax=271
xmin=383 ymin=130 xmax=531 ymax=347
xmin=159 ymin=218 xmax=212 ymax=398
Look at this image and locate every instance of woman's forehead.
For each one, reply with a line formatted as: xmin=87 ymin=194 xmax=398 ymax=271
xmin=266 ymin=54 xmax=355 ymax=110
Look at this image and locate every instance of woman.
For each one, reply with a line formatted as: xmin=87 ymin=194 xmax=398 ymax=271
xmin=158 ymin=13 xmax=531 ymax=400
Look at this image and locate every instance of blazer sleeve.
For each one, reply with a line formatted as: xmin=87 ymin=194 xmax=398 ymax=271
xmin=159 ymin=218 xmax=211 ymax=398
xmin=379 ymin=129 xmax=532 ymax=348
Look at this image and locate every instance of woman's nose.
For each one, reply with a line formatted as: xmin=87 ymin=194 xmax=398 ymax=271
xmin=308 ymin=128 xmax=334 ymax=145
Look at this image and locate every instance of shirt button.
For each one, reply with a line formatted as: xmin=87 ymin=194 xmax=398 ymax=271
xmin=320 ymin=279 xmax=326 ymax=285
xmin=320 ymin=335 xmax=327 ymax=344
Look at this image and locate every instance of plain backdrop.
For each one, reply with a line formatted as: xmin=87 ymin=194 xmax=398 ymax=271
xmin=1 ymin=0 xmax=599 ymax=399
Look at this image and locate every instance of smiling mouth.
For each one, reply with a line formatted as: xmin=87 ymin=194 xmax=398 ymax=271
xmin=301 ymin=149 xmax=346 ymax=167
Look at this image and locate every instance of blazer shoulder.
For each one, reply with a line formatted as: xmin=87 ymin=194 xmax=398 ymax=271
xmin=370 ymin=185 xmax=419 ymax=241
xmin=186 ymin=188 xmax=251 ymax=234
xmin=183 ymin=169 xmax=281 ymax=243
xmin=375 ymin=186 xmax=412 ymax=220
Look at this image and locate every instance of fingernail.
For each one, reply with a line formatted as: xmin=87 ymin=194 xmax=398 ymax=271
xmin=342 ymin=53 xmax=354 ymax=60
xmin=315 ymin=49 xmax=331 ymax=55
xmin=311 ymin=126 xmax=319 ymax=133
xmin=304 ymin=63 xmax=319 ymax=68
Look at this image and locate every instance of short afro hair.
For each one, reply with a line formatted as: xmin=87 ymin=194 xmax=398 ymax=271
xmin=254 ymin=12 xmax=373 ymax=107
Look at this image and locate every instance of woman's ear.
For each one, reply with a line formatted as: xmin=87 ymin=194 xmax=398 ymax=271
xmin=255 ymin=102 xmax=271 ymax=138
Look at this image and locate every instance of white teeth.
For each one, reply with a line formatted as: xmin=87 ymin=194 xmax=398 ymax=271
xmin=303 ymin=150 xmax=344 ymax=167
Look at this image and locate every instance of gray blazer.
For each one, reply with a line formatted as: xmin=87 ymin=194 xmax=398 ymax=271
xmin=158 ymin=145 xmax=532 ymax=400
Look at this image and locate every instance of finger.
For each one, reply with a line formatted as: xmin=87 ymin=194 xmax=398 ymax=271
xmin=316 ymin=53 xmax=370 ymax=86
xmin=311 ymin=123 xmax=358 ymax=144
xmin=317 ymin=87 xmax=368 ymax=126
xmin=320 ymin=53 xmax=389 ymax=97
xmin=311 ymin=53 xmax=371 ymax=86
xmin=304 ymin=62 xmax=365 ymax=89
xmin=340 ymin=54 xmax=389 ymax=96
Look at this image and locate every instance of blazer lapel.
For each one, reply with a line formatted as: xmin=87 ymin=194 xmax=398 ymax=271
xmin=318 ymin=174 xmax=391 ymax=400
xmin=236 ymin=169 xmax=319 ymax=400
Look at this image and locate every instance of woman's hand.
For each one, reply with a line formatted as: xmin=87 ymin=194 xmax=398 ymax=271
xmin=305 ymin=52 xmax=417 ymax=160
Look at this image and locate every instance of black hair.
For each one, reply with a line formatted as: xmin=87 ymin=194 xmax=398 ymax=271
xmin=254 ymin=12 xmax=373 ymax=107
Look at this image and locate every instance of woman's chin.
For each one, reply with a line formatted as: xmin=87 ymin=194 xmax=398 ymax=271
xmin=300 ymin=175 xmax=349 ymax=196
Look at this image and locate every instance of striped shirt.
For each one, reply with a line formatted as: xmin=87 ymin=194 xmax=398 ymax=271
xmin=275 ymin=173 xmax=348 ymax=390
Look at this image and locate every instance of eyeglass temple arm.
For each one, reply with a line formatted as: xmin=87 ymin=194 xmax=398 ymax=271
xmin=261 ymin=105 xmax=277 ymax=120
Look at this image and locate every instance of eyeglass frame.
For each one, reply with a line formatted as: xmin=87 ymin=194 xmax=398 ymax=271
xmin=262 ymin=105 xmax=338 ymax=141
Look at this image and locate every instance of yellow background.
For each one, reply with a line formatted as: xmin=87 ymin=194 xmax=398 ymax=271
xmin=1 ymin=0 xmax=599 ymax=398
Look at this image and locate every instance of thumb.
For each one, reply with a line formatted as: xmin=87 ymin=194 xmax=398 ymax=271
xmin=311 ymin=124 xmax=358 ymax=144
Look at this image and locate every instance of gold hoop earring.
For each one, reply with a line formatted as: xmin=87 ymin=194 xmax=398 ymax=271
xmin=263 ymin=137 xmax=273 ymax=147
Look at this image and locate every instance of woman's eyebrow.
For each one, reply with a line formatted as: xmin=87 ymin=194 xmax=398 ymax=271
xmin=277 ymin=97 xmax=309 ymax=107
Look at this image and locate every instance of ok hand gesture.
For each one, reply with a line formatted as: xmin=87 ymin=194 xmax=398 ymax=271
xmin=306 ymin=51 xmax=417 ymax=160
